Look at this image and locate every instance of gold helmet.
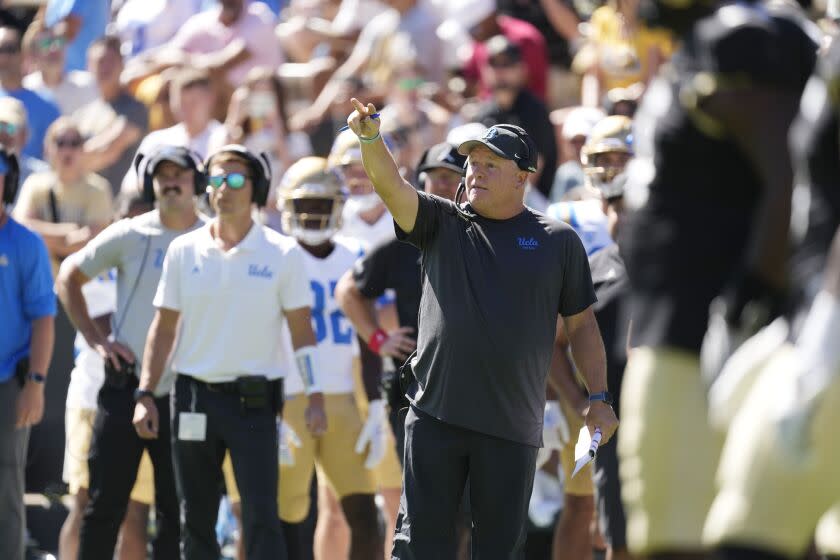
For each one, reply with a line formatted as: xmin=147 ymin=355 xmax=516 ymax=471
xmin=580 ymin=115 xmax=633 ymax=198
xmin=327 ymin=129 xmax=363 ymax=170
xmin=278 ymin=157 xmax=347 ymax=246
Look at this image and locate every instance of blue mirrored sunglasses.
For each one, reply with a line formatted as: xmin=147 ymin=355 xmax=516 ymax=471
xmin=208 ymin=173 xmax=247 ymax=189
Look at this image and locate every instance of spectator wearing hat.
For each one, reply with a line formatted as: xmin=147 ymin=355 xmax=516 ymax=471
xmin=0 ymin=25 xmax=61 ymax=160
xmin=496 ymin=0 xmax=584 ymax=108
xmin=603 ymin=82 xmax=643 ymax=117
xmin=12 ymin=117 xmax=112 ymax=272
xmin=0 ymin=97 xmax=49 ymax=201
xmin=450 ymin=0 xmax=549 ymax=101
xmin=473 ymin=35 xmax=557 ymax=200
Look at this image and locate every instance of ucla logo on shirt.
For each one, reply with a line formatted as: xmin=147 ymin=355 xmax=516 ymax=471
xmin=517 ymin=237 xmax=539 ymax=251
xmin=248 ymin=264 xmax=273 ymax=279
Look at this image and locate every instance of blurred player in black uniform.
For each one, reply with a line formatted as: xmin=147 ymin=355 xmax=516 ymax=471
xmin=702 ymin=38 xmax=840 ymax=560
xmin=616 ymin=0 xmax=819 ymax=557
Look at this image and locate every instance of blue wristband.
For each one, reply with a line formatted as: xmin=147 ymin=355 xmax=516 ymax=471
xmin=589 ymin=391 xmax=614 ymax=406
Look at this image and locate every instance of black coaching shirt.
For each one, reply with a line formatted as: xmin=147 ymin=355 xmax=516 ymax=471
xmin=353 ymin=238 xmax=422 ymax=333
xmin=397 ymin=191 xmax=596 ymax=447
xmin=619 ymin=2 xmax=818 ymax=353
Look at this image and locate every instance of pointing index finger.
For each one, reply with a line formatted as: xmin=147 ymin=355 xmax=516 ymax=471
xmin=351 ymin=98 xmax=366 ymax=115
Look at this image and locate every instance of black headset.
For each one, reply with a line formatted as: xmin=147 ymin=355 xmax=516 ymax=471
xmin=454 ymin=158 xmax=473 ymax=223
xmin=492 ymin=124 xmax=538 ymax=172
xmin=453 ymin=125 xmax=537 ymax=221
xmin=0 ymin=146 xmax=20 ymax=205
xmin=134 ymin=146 xmax=206 ymax=204
xmin=204 ymin=144 xmax=272 ymax=208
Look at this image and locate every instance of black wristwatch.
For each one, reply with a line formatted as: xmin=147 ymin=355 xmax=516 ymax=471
xmin=27 ymin=372 xmax=46 ymax=384
xmin=133 ymin=389 xmax=155 ymax=403
xmin=589 ymin=391 xmax=614 ymax=406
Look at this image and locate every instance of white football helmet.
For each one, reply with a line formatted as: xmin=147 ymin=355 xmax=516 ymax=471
xmin=581 ymin=115 xmax=634 ymax=198
xmin=278 ymin=157 xmax=347 ymax=246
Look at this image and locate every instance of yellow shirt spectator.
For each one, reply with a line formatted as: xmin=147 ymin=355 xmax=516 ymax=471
xmin=583 ymin=3 xmax=675 ymax=92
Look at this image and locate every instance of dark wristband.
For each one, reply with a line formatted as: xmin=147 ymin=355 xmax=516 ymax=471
xmin=27 ymin=372 xmax=46 ymax=384
xmin=589 ymin=391 xmax=614 ymax=406
xmin=133 ymin=389 xmax=155 ymax=403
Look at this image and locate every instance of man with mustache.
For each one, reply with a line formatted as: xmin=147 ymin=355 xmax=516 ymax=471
xmin=56 ymin=145 xmax=207 ymax=560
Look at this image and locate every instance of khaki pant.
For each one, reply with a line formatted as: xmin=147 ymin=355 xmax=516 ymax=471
xmin=618 ymin=347 xmax=724 ymax=555
xmin=703 ymin=343 xmax=840 ymax=556
xmin=225 ymin=393 xmax=377 ymax=523
xmin=64 ymin=407 xmax=155 ymax=503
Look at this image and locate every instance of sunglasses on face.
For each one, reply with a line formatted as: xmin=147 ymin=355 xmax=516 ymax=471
xmin=55 ymin=137 xmax=83 ymax=149
xmin=37 ymin=36 xmax=66 ymax=51
xmin=208 ymin=173 xmax=248 ymax=189
xmin=0 ymin=122 xmax=18 ymax=135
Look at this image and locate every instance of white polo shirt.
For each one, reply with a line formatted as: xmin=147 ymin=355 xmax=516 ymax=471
xmin=153 ymin=221 xmax=311 ymax=383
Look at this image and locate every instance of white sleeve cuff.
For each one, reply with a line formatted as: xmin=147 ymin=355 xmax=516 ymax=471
xmin=294 ymin=345 xmax=322 ymax=395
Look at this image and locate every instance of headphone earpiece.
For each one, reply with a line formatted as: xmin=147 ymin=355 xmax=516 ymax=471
xmin=0 ymin=148 xmax=20 ymax=205
xmin=138 ymin=147 xmax=206 ymax=203
xmin=205 ymin=145 xmax=272 ymax=207
xmin=493 ymin=124 xmax=537 ymax=172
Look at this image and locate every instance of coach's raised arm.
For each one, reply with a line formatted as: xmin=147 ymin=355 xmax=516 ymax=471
xmin=346 ymin=98 xmax=419 ymax=233
xmin=346 ymin=98 xmax=618 ymax=558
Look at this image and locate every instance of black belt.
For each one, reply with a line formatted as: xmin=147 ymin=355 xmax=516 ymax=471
xmin=180 ymin=374 xmax=240 ymax=394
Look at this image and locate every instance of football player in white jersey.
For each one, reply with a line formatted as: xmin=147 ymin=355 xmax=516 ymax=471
xmin=546 ymin=115 xmax=633 ymax=256
xmin=226 ymin=157 xmax=386 ymax=559
xmin=330 ymin=130 xmax=395 ymax=251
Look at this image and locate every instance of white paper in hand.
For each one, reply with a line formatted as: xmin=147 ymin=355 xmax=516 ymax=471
xmin=571 ymin=427 xmax=602 ymax=478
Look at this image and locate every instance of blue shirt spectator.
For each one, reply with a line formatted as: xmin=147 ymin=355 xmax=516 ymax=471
xmin=0 ymin=26 xmax=60 ymax=159
xmin=45 ymin=0 xmax=109 ymax=73
xmin=0 ymin=88 xmax=60 ymax=159
xmin=0 ymin=148 xmax=56 ymax=559
xmin=0 ymin=216 xmax=56 ymax=381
